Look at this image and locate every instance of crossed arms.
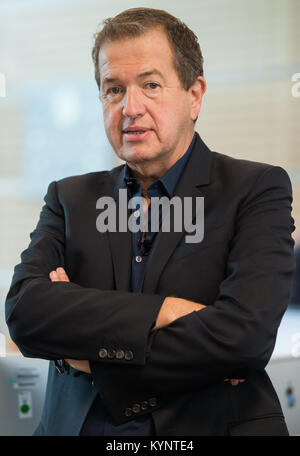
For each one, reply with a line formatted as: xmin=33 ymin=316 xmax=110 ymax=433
xmin=49 ymin=266 xmax=243 ymax=384
xmin=5 ymin=164 xmax=295 ymax=421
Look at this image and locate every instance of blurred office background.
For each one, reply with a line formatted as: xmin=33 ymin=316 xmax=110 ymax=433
xmin=0 ymin=0 xmax=300 ymax=435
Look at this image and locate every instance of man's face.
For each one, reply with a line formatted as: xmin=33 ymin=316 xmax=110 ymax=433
xmin=98 ymin=28 xmax=204 ymax=170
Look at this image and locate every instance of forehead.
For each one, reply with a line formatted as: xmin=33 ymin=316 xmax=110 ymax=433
xmin=98 ymin=28 xmax=176 ymax=83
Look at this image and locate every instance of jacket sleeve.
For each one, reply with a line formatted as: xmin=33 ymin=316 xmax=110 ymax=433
xmin=5 ymin=180 xmax=165 ymax=365
xmin=89 ymin=166 xmax=296 ymax=424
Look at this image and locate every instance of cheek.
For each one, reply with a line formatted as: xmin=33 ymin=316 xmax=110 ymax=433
xmin=174 ymin=100 xmax=190 ymax=119
xmin=160 ymin=97 xmax=187 ymax=122
xmin=150 ymin=103 xmax=175 ymax=130
xmin=156 ymin=108 xmax=183 ymax=137
xmin=103 ymin=108 xmax=120 ymax=140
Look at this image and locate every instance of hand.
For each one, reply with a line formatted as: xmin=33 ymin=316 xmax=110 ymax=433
xmin=64 ymin=359 xmax=91 ymax=374
xmin=154 ymin=296 xmax=206 ymax=329
xmin=49 ymin=267 xmax=91 ymax=375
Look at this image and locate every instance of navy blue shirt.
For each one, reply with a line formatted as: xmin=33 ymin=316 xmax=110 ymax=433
xmin=125 ymin=133 xmax=196 ymax=294
xmin=80 ymin=134 xmax=196 ymax=436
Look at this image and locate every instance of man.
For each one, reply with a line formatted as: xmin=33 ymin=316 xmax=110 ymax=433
xmin=5 ymin=8 xmax=295 ymax=436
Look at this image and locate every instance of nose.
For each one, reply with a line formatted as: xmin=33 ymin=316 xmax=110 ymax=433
xmin=122 ymin=87 xmax=146 ymax=119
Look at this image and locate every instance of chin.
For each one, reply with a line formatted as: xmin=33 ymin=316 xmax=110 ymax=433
xmin=120 ymin=147 xmax=158 ymax=164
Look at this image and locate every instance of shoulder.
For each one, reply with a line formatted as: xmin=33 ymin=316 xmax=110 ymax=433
xmin=42 ymin=165 xmax=125 ymax=209
xmin=210 ymin=150 xmax=292 ymax=194
xmin=56 ymin=164 xmax=124 ymax=188
xmin=212 ymin=150 xmax=277 ymax=179
xmin=48 ymin=164 xmax=125 ymax=201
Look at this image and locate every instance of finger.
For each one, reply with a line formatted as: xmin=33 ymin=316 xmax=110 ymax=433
xmin=64 ymin=359 xmax=76 ymax=370
xmin=56 ymin=267 xmax=70 ymax=282
xmin=229 ymin=379 xmax=245 ymax=386
xmin=49 ymin=271 xmax=59 ymax=282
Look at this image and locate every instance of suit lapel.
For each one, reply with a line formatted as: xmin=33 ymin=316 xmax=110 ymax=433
xmin=143 ymin=134 xmax=213 ymax=293
xmin=105 ymin=166 xmax=132 ymax=292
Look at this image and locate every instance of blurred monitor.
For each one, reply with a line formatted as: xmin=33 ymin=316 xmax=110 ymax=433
xmin=267 ymin=357 xmax=300 ymax=436
xmin=266 ymin=306 xmax=300 ymax=436
xmin=0 ymin=355 xmax=49 ymax=436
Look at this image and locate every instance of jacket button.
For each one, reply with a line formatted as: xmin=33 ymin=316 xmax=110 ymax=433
xmin=132 ymin=403 xmax=141 ymax=414
xmin=116 ymin=349 xmax=125 ymax=359
xmin=149 ymin=397 xmax=157 ymax=407
xmin=141 ymin=401 xmax=148 ymax=410
xmin=124 ymin=408 xmax=133 ymax=417
xmin=107 ymin=348 xmax=116 ymax=359
xmin=124 ymin=350 xmax=134 ymax=360
xmin=98 ymin=348 xmax=108 ymax=359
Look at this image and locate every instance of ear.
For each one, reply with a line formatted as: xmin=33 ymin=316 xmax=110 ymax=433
xmin=189 ymin=76 xmax=206 ymax=121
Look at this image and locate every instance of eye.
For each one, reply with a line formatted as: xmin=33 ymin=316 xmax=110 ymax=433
xmin=146 ymin=82 xmax=160 ymax=90
xmin=103 ymin=86 xmax=123 ymax=102
xmin=108 ymin=87 xmax=122 ymax=95
xmin=106 ymin=87 xmax=121 ymax=97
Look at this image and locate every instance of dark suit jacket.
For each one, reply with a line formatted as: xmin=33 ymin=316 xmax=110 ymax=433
xmin=5 ymin=133 xmax=295 ymax=435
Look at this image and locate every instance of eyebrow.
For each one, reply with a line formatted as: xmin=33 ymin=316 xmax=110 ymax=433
xmin=137 ymin=69 xmax=165 ymax=80
xmin=101 ymin=69 xmax=165 ymax=87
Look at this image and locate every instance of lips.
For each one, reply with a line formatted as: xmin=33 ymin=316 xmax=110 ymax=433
xmin=122 ymin=127 xmax=150 ymax=133
xmin=122 ymin=127 xmax=152 ymax=141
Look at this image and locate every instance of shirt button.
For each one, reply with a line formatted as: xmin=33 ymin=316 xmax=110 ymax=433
xmin=116 ymin=349 xmax=125 ymax=359
xmin=132 ymin=403 xmax=141 ymax=414
xmin=133 ymin=210 xmax=140 ymax=218
xmin=135 ymin=255 xmax=142 ymax=263
xmin=124 ymin=350 xmax=134 ymax=360
xmin=98 ymin=348 xmax=108 ymax=359
xmin=124 ymin=407 xmax=133 ymax=417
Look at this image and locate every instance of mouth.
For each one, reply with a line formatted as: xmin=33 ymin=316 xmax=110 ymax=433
xmin=122 ymin=128 xmax=152 ymax=141
xmin=123 ymin=130 xmax=147 ymax=135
